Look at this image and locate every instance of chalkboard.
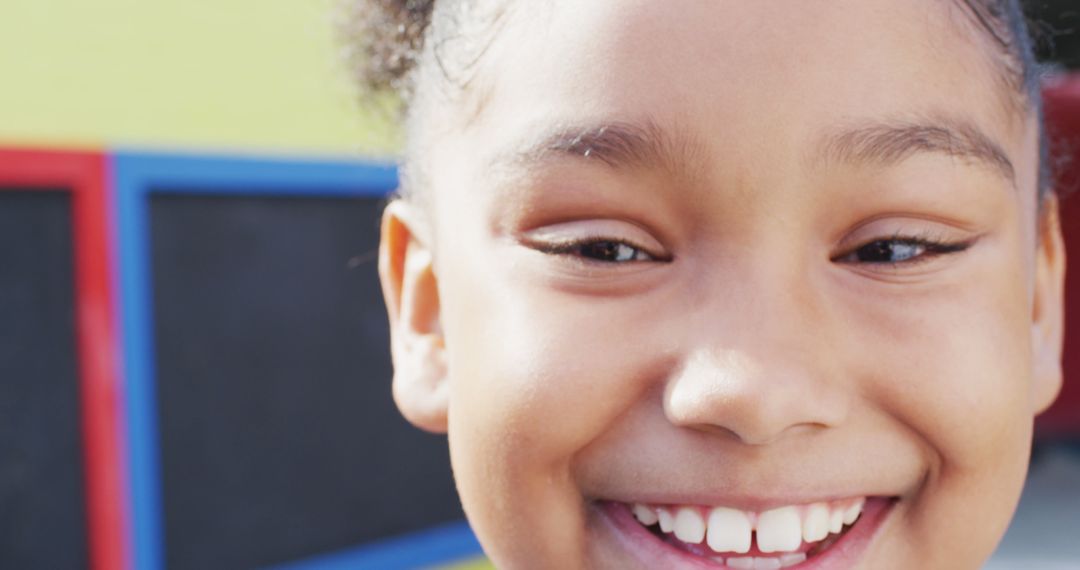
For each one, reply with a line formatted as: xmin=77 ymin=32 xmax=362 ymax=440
xmin=148 ymin=193 xmax=462 ymax=570
xmin=1028 ymin=0 xmax=1080 ymax=70
xmin=0 ymin=190 xmax=89 ymax=569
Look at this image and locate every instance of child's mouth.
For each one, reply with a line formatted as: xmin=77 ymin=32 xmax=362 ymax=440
xmin=606 ymin=496 xmax=894 ymax=569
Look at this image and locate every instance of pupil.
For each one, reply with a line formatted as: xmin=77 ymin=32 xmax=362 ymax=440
xmin=582 ymin=241 xmax=634 ymax=262
xmin=584 ymin=241 xmax=619 ymax=260
xmin=857 ymin=240 xmax=921 ymax=263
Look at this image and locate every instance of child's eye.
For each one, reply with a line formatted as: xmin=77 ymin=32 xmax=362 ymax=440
xmin=519 ymin=220 xmax=672 ymax=265
xmin=834 ymin=237 xmax=970 ymax=266
xmin=531 ymin=238 xmax=660 ymax=263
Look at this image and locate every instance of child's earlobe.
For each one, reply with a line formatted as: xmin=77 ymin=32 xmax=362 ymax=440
xmin=1031 ymin=194 xmax=1067 ymax=415
xmin=379 ymin=200 xmax=450 ymax=433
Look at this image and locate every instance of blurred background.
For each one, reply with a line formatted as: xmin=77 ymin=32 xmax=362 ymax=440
xmin=0 ymin=1 xmax=1078 ymax=569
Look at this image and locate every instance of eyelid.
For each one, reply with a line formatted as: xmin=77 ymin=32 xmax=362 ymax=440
xmin=829 ymin=215 xmax=983 ymax=273
xmin=836 ymin=217 xmax=972 ymax=252
xmin=520 ymin=219 xmax=669 ymax=257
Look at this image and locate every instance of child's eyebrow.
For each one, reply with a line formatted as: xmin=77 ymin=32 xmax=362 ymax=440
xmin=817 ymin=116 xmax=1017 ymax=185
xmin=492 ymin=119 xmax=700 ymax=176
xmin=492 ymin=114 xmax=1015 ymax=186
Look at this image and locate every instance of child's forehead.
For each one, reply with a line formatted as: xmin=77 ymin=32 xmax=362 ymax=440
xmin=441 ymin=0 xmax=1034 ymax=182
xmin=426 ymin=0 xmax=1030 ymax=150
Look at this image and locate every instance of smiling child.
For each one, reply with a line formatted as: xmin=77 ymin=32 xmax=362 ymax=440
xmin=357 ymin=1 xmax=1067 ymax=568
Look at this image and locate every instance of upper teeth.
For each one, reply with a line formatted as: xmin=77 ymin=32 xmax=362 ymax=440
xmin=756 ymin=506 xmax=802 ymax=553
xmin=632 ymin=498 xmax=865 ymax=555
xmin=707 ymin=507 xmax=752 ymax=553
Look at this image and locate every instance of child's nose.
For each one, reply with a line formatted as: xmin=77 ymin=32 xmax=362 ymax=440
xmin=662 ymin=269 xmax=852 ymax=446
xmin=663 ymin=347 xmax=850 ymax=445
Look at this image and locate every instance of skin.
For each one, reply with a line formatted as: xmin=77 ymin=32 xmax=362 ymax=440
xmin=379 ymin=1 xmax=1067 ymax=568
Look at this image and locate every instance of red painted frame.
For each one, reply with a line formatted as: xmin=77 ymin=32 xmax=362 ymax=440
xmin=0 ymin=149 xmax=128 ymax=570
xmin=1039 ymin=76 xmax=1080 ymax=438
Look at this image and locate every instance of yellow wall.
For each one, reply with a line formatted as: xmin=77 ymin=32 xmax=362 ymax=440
xmin=0 ymin=0 xmax=398 ymax=156
xmin=438 ymin=558 xmax=495 ymax=570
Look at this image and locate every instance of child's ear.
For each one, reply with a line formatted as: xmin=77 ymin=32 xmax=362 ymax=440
xmin=378 ymin=199 xmax=449 ymax=433
xmin=1031 ymin=193 xmax=1067 ymax=415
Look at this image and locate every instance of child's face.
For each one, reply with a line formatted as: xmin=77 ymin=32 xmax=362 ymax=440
xmin=380 ymin=1 xmax=1066 ymax=568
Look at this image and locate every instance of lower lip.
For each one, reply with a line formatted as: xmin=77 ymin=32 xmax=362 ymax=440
xmin=596 ymin=497 xmax=895 ymax=569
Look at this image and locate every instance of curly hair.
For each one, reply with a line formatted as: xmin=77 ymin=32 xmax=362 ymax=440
xmin=340 ymin=0 xmax=435 ymax=99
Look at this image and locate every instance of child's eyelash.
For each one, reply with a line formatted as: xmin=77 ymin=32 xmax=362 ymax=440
xmin=833 ymin=231 xmax=974 ymax=266
xmin=525 ymin=236 xmax=671 ymax=264
xmin=525 ymin=232 xmax=971 ymax=267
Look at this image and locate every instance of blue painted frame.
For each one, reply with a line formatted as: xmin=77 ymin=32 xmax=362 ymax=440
xmin=268 ymin=521 xmax=483 ymax=570
xmin=112 ymin=151 xmax=482 ymax=570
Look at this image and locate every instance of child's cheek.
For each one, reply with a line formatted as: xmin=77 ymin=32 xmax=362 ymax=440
xmin=839 ymin=228 xmax=1034 ymax=563
xmin=444 ymin=267 xmax=672 ymax=465
xmin=438 ymin=243 xmax=676 ymax=565
xmin=853 ymin=228 xmax=1033 ymax=456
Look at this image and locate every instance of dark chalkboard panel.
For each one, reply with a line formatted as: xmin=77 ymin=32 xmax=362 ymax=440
xmin=0 ymin=190 xmax=89 ymax=569
xmin=148 ymin=193 xmax=461 ymax=570
xmin=1028 ymin=0 xmax=1080 ymax=70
